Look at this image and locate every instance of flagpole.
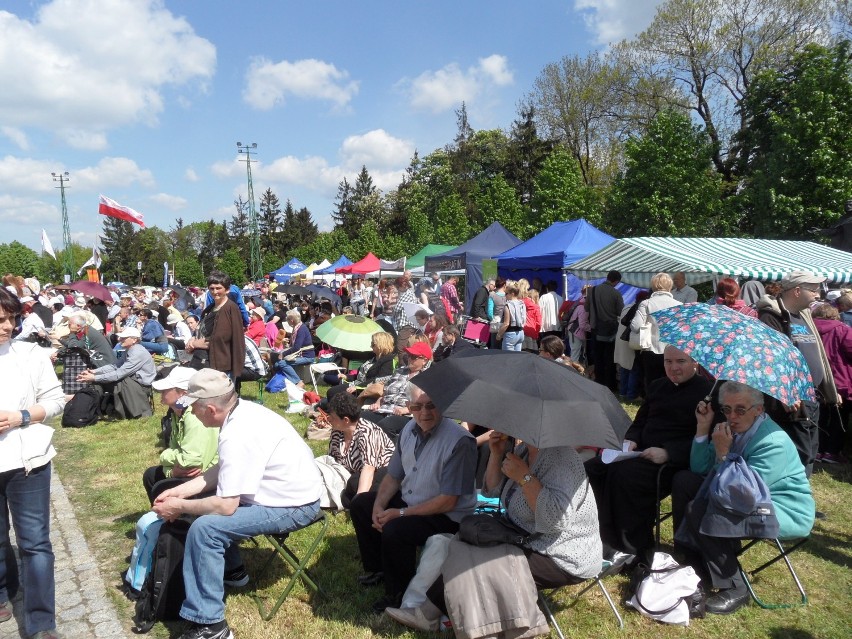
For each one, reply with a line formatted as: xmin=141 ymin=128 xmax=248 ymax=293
xmin=52 ymin=171 xmax=73 ymax=283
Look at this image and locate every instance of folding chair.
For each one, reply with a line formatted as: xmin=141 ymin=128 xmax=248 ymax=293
xmin=310 ymin=361 xmax=345 ymax=390
xmin=251 ymin=510 xmax=329 ymax=621
xmin=538 ymin=563 xmax=624 ymax=639
xmin=737 ymin=537 xmax=808 ymax=609
xmin=654 ymin=464 xmax=673 ymax=548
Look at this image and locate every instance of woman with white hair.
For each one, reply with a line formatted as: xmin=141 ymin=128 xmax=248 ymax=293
xmin=630 ymin=272 xmax=682 ymax=388
xmin=273 ymin=309 xmax=316 ymax=387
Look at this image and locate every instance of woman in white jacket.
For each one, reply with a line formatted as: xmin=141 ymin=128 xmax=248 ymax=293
xmin=630 ymin=272 xmax=682 ymax=390
xmin=0 ymin=288 xmax=66 ymax=639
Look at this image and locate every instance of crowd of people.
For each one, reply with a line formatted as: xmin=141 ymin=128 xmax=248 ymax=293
xmin=0 ymin=264 xmax=848 ymax=639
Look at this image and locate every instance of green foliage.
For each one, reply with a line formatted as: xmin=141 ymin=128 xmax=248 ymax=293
xmin=433 ymin=193 xmax=470 ymax=244
xmin=40 ymin=242 xmax=92 ymax=284
xmin=475 ymin=174 xmax=528 ymax=239
xmin=736 ymin=41 xmax=852 ymax=238
xmin=258 ymin=188 xmax=283 ymax=254
xmin=100 ymin=216 xmax=137 ymax=282
xmin=133 ymin=227 xmax=173 ymax=286
xmin=531 ymin=147 xmax=602 ymax=230
xmin=605 ymin=109 xmax=726 ymax=236
xmin=0 ymin=241 xmax=42 ymax=279
xmin=332 ymin=167 xmax=386 ymax=240
xmin=216 ymin=248 xmax=248 ymax=285
xmin=173 ymin=254 xmax=206 ymax=286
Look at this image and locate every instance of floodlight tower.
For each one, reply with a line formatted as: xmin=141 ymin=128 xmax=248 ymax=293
xmin=52 ymin=171 xmax=73 ymax=282
xmin=237 ymin=142 xmax=262 ymax=282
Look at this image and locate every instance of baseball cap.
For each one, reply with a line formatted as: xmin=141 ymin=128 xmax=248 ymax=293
xmin=152 ymin=366 xmax=197 ymax=391
xmin=116 ymin=327 xmax=141 ymax=339
xmin=404 ymin=341 xmax=433 ymax=360
xmin=184 ymin=369 xmax=234 ymax=405
xmin=780 ymin=271 xmax=825 ymax=290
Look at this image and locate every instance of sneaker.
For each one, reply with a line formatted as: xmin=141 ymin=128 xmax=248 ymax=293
xmin=0 ymin=601 xmax=11 ymax=623
xmin=178 ymin=621 xmax=234 ymax=639
xmin=223 ymin=565 xmax=249 ymax=588
xmin=821 ymin=452 xmax=848 ymax=465
xmin=385 ymin=606 xmax=440 ymax=632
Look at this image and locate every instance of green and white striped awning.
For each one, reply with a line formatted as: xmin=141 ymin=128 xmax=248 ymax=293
xmin=567 ymin=237 xmax=852 ymax=288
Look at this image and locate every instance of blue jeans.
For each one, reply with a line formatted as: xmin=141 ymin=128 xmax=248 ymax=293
xmin=274 ymin=356 xmax=314 ymax=384
xmin=181 ymin=500 xmax=320 ymax=624
xmin=141 ymin=340 xmax=169 ymax=354
xmin=0 ymin=462 xmax=55 ymax=636
xmin=502 ymin=330 xmax=524 ymax=352
xmin=619 ymin=365 xmax=640 ymax=400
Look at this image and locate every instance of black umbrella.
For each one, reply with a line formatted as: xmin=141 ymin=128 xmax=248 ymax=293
xmin=412 ymin=349 xmax=631 ymax=450
xmin=306 ymin=285 xmax=341 ymax=306
xmin=277 ymin=284 xmax=309 ymax=295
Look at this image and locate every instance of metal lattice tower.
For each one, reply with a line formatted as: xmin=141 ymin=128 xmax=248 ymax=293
xmin=51 ymin=171 xmax=73 ymax=282
xmin=237 ymin=142 xmax=262 ymax=282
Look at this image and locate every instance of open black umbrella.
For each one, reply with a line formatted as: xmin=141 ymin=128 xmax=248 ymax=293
xmin=306 ymin=285 xmax=341 ymax=306
xmin=277 ymin=284 xmax=309 ymax=296
xmin=412 ymin=349 xmax=631 ymax=450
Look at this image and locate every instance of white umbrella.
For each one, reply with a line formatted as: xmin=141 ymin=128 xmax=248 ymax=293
xmin=401 ymin=302 xmax=433 ymax=325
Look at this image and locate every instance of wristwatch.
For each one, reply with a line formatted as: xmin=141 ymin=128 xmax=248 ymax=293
xmin=19 ymin=410 xmax=31 ymax=428
xmin=399 ymin=508 xmax=406 ymax=517
xmin=519 ymin=473 xmax=534 ymax=486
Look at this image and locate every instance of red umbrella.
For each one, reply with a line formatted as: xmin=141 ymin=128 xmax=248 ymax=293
xmin=70 ymin=280 xmax=113 ymax=303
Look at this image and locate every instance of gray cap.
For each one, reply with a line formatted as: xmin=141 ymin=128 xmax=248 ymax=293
xmin=184 ymin=369 xmax=234 ymax=405
xmin=780 ymin=270 xmax=825 ymax=290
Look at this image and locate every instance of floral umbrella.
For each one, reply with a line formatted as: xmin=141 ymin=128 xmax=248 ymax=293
xmin=651 ymin=303 xmax=815 ymax=407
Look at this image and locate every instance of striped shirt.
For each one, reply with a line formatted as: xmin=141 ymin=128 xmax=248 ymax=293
xmin=328 ymin=418 xmax=395 ymax=473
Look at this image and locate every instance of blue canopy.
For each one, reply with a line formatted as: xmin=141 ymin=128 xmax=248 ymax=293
xmin=314 ymin=255 xmax=352 ymax=275
xmin=270 ymin=258 xmax=307 ymax=283
xmin=496 ymin=219 xmax=640 ymax=303
xmin=424 ymin=222 xmax=521 ymax=310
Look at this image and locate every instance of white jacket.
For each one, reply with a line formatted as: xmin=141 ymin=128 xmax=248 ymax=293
xmin=630 ymin=291 xmax=682 ymax=355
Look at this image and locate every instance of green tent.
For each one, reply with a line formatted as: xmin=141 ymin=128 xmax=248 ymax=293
xmin=407 ymin=243 xmax=457 ymax=269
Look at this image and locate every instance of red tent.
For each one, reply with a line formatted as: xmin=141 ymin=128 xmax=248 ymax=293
xmin=337 ymin=252 xmax=380 ymax=274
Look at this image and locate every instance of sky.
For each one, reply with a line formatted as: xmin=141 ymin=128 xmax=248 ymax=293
xmin=0 ymin=0 xmax=664 ymax=257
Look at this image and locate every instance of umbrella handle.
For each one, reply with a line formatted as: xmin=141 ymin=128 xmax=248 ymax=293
xmin=703 ymin=378 xmax=720 ymax=404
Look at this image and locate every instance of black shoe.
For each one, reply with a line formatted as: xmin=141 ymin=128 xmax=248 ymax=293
xmin=223 ymin=565 xmax=249 ymax=587
xmin=372 ymin=594 xmax=401 ymax=615
xmin=357 ymin=571 xmax=384 ymax=587
xmin=178 ymin=621 xmax=234 ymax=639
xmin=705 ymin=588 xmax=750 ymax=615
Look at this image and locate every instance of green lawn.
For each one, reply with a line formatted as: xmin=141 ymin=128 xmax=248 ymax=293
xmin=51 ymin=386 xmax=852 ymax=639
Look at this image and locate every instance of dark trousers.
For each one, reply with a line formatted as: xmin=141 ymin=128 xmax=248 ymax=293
xmin=672 ymin=470 xmax=744 ymax=591
xmin=585 ymin=456 xmax=675 ymax=558
xmin=142 ymin=466 xmax=194 ymax=505
xmin=641 ymin=351 xmax=666 ymax=390
xmin=767 ymin=399 xmax=819 ymax=476
xmin=594 ymin=338 xmax=618 ymax=392
xmin=818 ymin=401 xmax=850 ymax=455
xmin=349 ymin=491 xmax=459 ymax=598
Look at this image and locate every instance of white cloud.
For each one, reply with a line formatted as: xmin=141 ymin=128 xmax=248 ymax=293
xmin=339 ymin=130 xmax=414 ymax=171
xmin=1 ymin=127 xmax=29 ymax=151
xmin=243 ymin=58 xmax=359 ymax=110
xmin=0 ymin=156 xmax=61 ymax=193
xmin=400 ymin=54 xmax=514 ymax=113
xmin=574 ymin=0 xmax=664 ymax=45
xmin=184 ymin=168 xmax=199 ymax=182
xmin=73 ymin=157 xmax=155 ymax=190
xmin=149 ymin=193 xmax=187 ymax=211
xmin=0 ymin=0 xmax=216 ymax=146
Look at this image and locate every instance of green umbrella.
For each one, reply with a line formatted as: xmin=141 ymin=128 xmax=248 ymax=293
xmin=315 ymin=314 xmax=385 ymax=351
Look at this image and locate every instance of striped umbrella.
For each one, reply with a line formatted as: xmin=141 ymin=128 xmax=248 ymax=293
xmin=315 ymin=314 xmax=385 ymax=352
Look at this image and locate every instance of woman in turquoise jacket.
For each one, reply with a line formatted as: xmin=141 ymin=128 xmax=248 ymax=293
xmin=671 ymin=381 xmax=814 ymax=616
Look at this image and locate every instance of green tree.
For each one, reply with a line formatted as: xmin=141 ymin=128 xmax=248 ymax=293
xmin=173 ymin=254 xmax=205 ymax=286
xmin=0 ymin=241 xmax=42 ymax=279
xmin=475 ymin=174 xmax=528 ymax=238
xmin=606 ymin=109 xmax=725 ymax=236
xmin=737 ymin=41 xmax=852 ymax=238
xmin=506 ymin=104 xmax=552 ymax=206
xmin=293 ymin=207 xmax=319 ymax=247
xmin=258 ymin=188 xmax=283 ymax=254
xmin=433 ymin=193 xmax=470 ymax=244
xmin=40 ymin=242 xmax=91 ymax=283
xmin=280 ymin=200 xmax=298 ymax=256
xmin=131 ymin=227 xmax=173 ymax=285
xmin=100 ymin=216 xmax=137 ymax=282
xmin=216 ymin=248 xmax=248 ymax=285
xmin=531 ymin=147 xmax=602 ymax=229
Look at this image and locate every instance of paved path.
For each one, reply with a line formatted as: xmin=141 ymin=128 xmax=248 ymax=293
xmin=1 ymin=470 xmax=130 ymax=639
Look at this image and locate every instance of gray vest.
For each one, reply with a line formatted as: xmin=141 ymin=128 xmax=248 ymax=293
xmin=399 ymin=418 xmax=477 ymax=523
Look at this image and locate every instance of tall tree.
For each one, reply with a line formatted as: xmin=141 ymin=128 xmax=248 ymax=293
xmin=606 ymin=109 xmax=726 ymax=236
xmin=229 ymin=196 xmax=249 ymax=263
xmin=331 ymin=177 xmax=354 ymax=236
xmin=531 ymin=147 xmax=602 ymax=230
xmin=100 ymin=216 xmax=137 ymax=282
xmin=0 ymin=241 xmax=42 ymax=279
xmin=333 ymin=167 xmax=386 ymax=240
xmin=293 ymin=207 xmax=319 ymax=248
xmin=258 ymin=188 xmax=283 ymax=254
xmin=279 ymin=199 xmax=298 ymax=256
xmin=737 ymin=41 xmax=852 ymax=238
xmin=506 ymin=104 xmax=552 ymax=206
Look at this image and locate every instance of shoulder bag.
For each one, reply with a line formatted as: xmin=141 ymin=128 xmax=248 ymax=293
xmin=458 ymin=512 xmax=537 ymax=548
xmin=627 ymin=552 xmax=705 ymax=625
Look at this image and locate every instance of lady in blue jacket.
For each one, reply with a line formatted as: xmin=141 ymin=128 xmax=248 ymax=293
xmin=671 ymin=381 xmax=814 ymax=615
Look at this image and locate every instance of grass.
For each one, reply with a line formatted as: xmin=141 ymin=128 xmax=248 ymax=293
xmin=51 ymin=385 xmax=852 ymax=639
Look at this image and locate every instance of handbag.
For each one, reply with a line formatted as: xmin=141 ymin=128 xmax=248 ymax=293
xmin=457 ymin=512 xmax=535 ymax=547
xmin=626 ymin=552 xmax=705 ymax=625
xmin=283 ymin=346 xmax=310 ymax=362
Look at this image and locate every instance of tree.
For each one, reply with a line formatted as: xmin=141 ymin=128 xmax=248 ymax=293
xmin=293 ymin=207 xmax=319 ymax=248
xmin=100 ymin=216 xmax=137 ymax=282
xmin=258 ymin=188 xmax=283 ymax=254
xmin=506 ymin=104 xmax=552 ymax=206
xmin=331 ymin=178 xmax=353 ymax=236
xmin=433 ymin=193 xmax=471 ymax=245
xmin=475 ymin=175 xmax=528 ymax=239
xmin=229 ymin=197 xmax=249 ymax=263
xmin=0 ymin=241 xmax=42 ymax=279
xmin=605 ymin=109 xmax=726 ymax=236
xmin=131 ymin=227 xmax=172 ymax=285
xmin=216 ymin=248 xmax=247 ymax=285
xmin=531 ymin=147 xmax=602 ymax=229
xmin=39 ymin=242 xmax=91 ymax=283
xmin=737 ymin=41 xmax=852 ymax=238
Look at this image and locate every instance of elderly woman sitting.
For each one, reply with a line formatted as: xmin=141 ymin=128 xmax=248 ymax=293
xmin=671 ymin=381 xmax=814 ymax=615
xmin=273 ymin=308 xmax=316 ymax=387
xmin=585 ymin=344 xmax=715 ymax=563
xmin=385 ymin=430 xmax=602 ymax=633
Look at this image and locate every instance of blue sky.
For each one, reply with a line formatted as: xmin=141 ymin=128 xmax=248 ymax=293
xmin=0 ymin=0 xmax=663 ymax=256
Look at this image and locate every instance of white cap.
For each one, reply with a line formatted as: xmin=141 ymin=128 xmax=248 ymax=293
xmin=152 ymin=366 xmax=197 ymax=391
xmin=116 ymin=326 xmax=141 ymax=339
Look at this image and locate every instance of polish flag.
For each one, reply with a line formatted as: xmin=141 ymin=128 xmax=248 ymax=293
xmin=98 ymin=195 xmax=145 ymax=228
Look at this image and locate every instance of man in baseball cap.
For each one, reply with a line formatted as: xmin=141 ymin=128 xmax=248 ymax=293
xmin=143 ymin=367 xmax=219 ymax=503
xmin=757 ymin=270 xmax=839 ymax=475
xmin=152 ymin=368 xmax=322 ymax=639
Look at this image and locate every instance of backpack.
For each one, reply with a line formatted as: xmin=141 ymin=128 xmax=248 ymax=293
xmin=132 ymin=518 xmax=191 ymax=633
xmin=62 ymin=386 xmax=101 ymax=427
xmin=124 ymin=512 xmax=165 ymax=596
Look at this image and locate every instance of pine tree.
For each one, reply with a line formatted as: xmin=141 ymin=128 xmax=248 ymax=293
xmin=100 ymin=216 xmax=137 ymax=282
xmin=280 ymin=199 xmax=298 ymax=256
xmin=258 ymin=188 xmax=283 ymax=254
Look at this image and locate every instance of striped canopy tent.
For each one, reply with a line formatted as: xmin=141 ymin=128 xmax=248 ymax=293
xmin=567 ymin=237 xmax=852 ymax=288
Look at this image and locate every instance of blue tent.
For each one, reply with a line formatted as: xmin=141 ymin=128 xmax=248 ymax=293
xmin=314 ymin=255 xmax=352 ymax=275
xmin=424 ymin=222 xmax=521 ymax=310
xmin=270 ymin=258 xmax=307 ymax=283
xmin=496 ymin=219 xmax=640 ymax=303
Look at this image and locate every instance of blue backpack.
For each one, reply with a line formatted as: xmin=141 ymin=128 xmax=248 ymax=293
xmin=124 ymin=511 xmax=164 ymax=595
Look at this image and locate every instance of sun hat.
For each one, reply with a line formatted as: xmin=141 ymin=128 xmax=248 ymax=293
xmin=152 ymin=366 xmax=197 ymax=391
xmin=116 ymin=327 xmax=141 ymax=339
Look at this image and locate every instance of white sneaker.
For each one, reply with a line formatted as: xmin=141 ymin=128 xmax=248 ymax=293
xmin=385 ymin=606 xmax=440 ymax=632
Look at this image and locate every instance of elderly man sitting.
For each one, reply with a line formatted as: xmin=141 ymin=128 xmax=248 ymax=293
xmin=54 ymin=311 xmax=116 ymax=398
xmin=78 ymin=327 xmax=155 ymax=419
xmin=349 ymin=384 xmax=478 ymax=614
xmin=153 ymin=370 xmax=322 ymax=639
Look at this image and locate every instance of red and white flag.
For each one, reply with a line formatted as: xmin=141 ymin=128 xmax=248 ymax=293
xmin=98 ymin=195 xmax=145 ymax=228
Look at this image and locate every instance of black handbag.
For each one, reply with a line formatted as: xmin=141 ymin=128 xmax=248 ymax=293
xmin=458 ymin=513 xmax=535 ymax=547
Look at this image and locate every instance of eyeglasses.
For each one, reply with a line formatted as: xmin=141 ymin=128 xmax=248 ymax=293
xmin=720 ymin=404 xmax=760 ymax=416
xmin=408 ymin=402 xmax=436 ymax=412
